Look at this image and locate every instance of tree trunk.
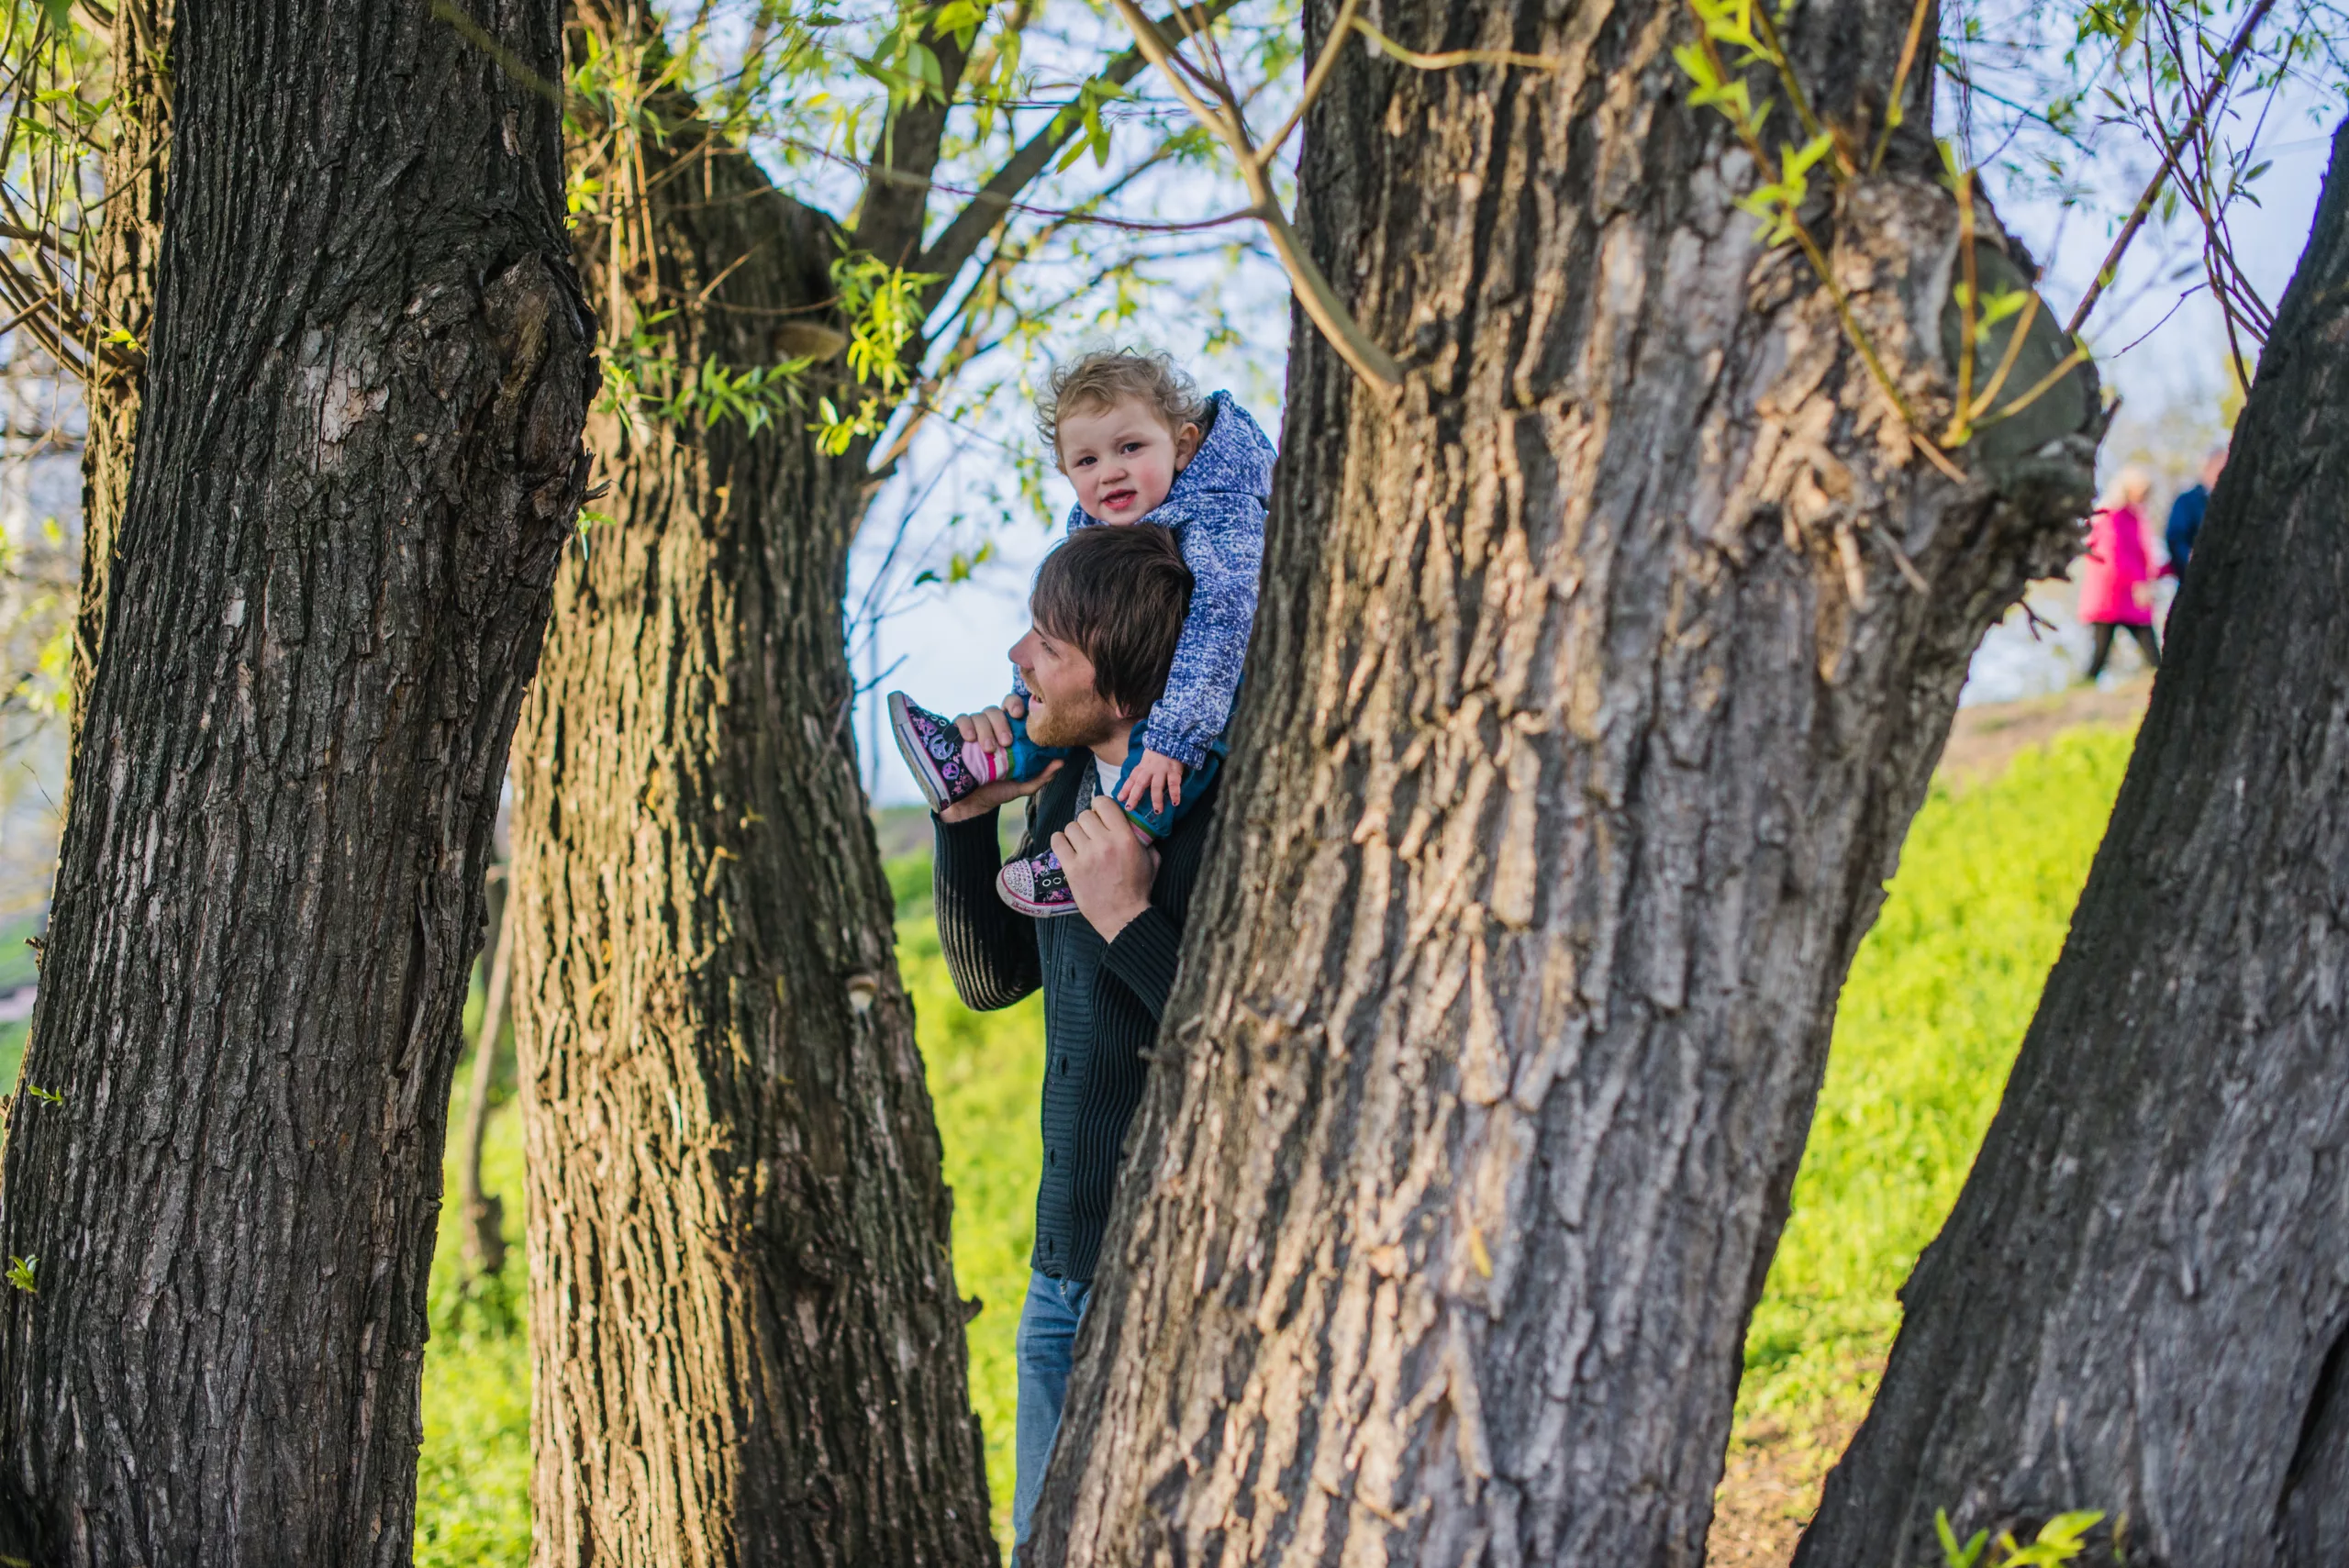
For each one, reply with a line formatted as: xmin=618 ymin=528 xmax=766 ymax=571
xmin=0 ymin=0 xmax=592 ymax=1559
xmin=1793 ymin=121 xmax=2349 ymax=1568
xmin=1025 ymin=4 xmax=2101 ymax=1562
xmin=508 ymin=27 xmax=996 ymax=1564
xmin=72 ymin=0 xmax=173 ymax=732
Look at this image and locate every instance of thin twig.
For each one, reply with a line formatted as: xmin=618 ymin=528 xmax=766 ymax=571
xmin=429 ymin=0 xmax=567 ymax=105
xmin=1108 ymin=0 xmax=1403 ymax=390
xmin=1947 ymin=168 xmax=1979 ymax=443
xmin=2065 ymin=0 xmax=2278 ymax=336
xmin=1870 ymin=0 xmax=1936 ymax=172
xmin=1351 ymin=17 xmax=1565 ymax=72
xmin=1255 ymin=0 xmax=1363 ymax=167
xmin=1748 ymin=6 xmax=1826 ymax=147
xmin=918 ymin=0 xmax=1244 ymax=290
xmin=1967 ymin=286 xmax=2040 ymax=417
xmin=1970 ymin=344 xmax=2091 ymax=430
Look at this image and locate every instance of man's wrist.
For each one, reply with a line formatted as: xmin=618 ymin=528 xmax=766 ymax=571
xmin=1085 ymin=894 xmax=1150 ymax=944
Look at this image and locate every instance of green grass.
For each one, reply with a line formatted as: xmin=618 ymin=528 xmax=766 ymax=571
xmin=407 ymin=728 xmax=2138 ymax=1558
xmin=1736 ymin=727 xmax=2134 ymax=1424
xmin=416 ymin=993 xmax=530 ymax=1567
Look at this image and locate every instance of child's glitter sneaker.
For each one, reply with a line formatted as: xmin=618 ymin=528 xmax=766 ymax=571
xmin=889 ymin=692 xmax=999 ymax=813
xmin=996 ymin=850 xmax=1080 ymax=918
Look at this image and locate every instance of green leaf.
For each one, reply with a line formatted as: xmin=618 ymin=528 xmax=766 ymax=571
xmin=1936 ymin=1508 xmax=1987 ymax=1568
xmin=933 ymin=0 xmax=987 ymax=45
xmin=2000 ymin=1510 xmax=2104 ymax=1565
xmin=1784 ymin=130 xmax=1834 ymax=182
xmin=1673 ymin=40 xmax=1724 ymax=91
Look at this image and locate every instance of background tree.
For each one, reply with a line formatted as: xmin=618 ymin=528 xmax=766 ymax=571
xmin=70 ymin=0 xmax=168 ymax=730
xmin=508 ymin=2 xmax=1268 ymax=1560
xmin=1024 ymin=0 xmax=2107 ymax=1559
xmin=1794 ymin=120 xmax=2349 ymax=1568
xmin=0 ymin=0 xmax=592 ymax=1560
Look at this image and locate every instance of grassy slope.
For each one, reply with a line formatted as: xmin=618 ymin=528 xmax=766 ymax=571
xmin=407 ymin=728 xmax=2135 ymax=1562
xmin=1737 ymin=728 xmax=2132 ymax=1423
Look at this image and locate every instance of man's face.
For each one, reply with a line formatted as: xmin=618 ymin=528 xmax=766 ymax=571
xmin=1056 ymin=397 xmax=1202 ymax=524
xmin=2203 ymin=451 xmax=2228 ymax=488
xmin=1013 ymin=621 xmax=1125 ymax=750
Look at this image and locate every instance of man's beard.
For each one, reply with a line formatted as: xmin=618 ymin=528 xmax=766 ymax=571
xmin=1025 ymin=686 xmax=1121 ymax=751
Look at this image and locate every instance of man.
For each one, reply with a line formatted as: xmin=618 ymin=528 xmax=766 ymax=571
xmin=929 ymin=524 xmax=1223 ymax=1550
xmin=2166 ymin=443 xmax=2228 ymax=577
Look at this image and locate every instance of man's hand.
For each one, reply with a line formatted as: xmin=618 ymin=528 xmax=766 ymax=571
xmin=1117 ymin=748 xmax=1187 ymax=817
xmin=938 ymin=702 xmax=1059 ymax=825
xmin=1054 ymin=795 xmax=1157 ymax=942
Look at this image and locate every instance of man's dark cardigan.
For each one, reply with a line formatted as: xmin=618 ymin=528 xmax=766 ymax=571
xmin=932 ymin=762 xmax=1220 ymax=1284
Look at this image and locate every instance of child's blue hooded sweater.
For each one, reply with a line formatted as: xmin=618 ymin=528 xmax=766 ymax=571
xmin=1062 ymin=390 xmax=1274 ymax=770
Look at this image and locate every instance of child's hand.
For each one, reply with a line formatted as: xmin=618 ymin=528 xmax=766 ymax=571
xmin=955 ymin=705 xmax=1019 ymax=755
xmin=1002 ymin=691 xmax=1027 ymax=721
xmin=1119 ymin=748 xmax=1187 ymax=817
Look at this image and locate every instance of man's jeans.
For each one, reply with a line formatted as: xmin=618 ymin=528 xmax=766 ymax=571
xmin=1012 ymin=1270 xmax=1091 ymax=1549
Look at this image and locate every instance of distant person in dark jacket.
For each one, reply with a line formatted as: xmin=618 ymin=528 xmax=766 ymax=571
xmin=2165 ymin=444 xmax=2228 ymax=577
xmin=923 ymin=525 xmax=1220 ymax=1551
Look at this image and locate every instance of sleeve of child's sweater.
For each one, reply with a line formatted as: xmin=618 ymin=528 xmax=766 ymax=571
xmin=1146 ymin=499 xmax=1264 ymax=770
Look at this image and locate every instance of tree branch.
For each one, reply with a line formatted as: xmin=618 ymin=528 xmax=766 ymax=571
xmin=915 ymin=0 xmax=1243 ymax=306
xmin=1108 ymin=0 xmax=1402 ymax=390
xmin=852 ymin=13 xmax=979 ymax=270
xmin=2065 ymin=0 xmax=2277 ymax=335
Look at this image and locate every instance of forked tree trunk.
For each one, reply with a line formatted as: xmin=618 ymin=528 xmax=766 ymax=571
xmin=507 ymin=27 xmax=996 ymax=1565
xmin=71 ymin=0 xmax=172 ymax=732
xmin=1795 ymin=122 xmax=2349 ymax=1568
xmin=0 ymin=0 xmax=592 ymax=1559
xmin=1026 ymin=2 xmax=2100 ymax=1562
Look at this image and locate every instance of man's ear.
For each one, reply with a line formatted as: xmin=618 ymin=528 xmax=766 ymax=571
xmin=1172 ymin=422 xmax=1203 ymax=472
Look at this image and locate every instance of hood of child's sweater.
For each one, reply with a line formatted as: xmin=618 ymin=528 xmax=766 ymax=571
xmin=1160 ymin=390 xmax=1275 ymax=516
xmin=1066 ymin=390 xmax=1275 ymax=530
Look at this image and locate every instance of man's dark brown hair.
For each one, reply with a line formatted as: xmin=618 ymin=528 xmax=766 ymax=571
xmin=1030 ymin=525 xmax=1194 ymax=718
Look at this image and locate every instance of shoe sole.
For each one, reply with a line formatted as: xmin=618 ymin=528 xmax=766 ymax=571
xmin=888 ymin=692 xmax=953 ymax=813
xmin=995 ymin=868 xmax=1082 ymax=919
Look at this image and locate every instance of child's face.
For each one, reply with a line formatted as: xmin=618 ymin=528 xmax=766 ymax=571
xmin=1057 ymin=397 xmax=1202 ymax=523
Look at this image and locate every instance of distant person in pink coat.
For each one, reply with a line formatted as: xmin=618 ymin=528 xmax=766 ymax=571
xmin=2079 ymin=467 xmax=2161 ymax=680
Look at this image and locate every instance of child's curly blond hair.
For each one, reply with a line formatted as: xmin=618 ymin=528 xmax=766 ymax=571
xmin=1034 ymin=349 xmax=1207 ymax=463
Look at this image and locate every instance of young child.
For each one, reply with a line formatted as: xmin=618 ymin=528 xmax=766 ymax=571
xmin=889 ymin=349 xmax=1274 ymax=916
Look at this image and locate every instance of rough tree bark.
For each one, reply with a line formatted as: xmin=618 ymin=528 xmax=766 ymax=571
xmin=0 ymin=0 xmax=593 ymax=1560
xmin=1026 ymin=2 xmax=2100 ymax=1562
xmin=510 ymin=5 xmax=1219 ymax=1557
xmin=506 ymin=13 xmax=995 ymax=1564
xmin=1794 ymin=122 xmax=2349 ymax=1568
